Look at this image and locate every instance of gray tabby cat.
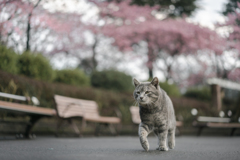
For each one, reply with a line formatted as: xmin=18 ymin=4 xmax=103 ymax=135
xmin=133 ymin=77 xmax=176 ymax=151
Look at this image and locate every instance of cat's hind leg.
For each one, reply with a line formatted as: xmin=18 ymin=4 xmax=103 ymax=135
xmin=168 ymin=128 xmax=175 ymax=149
xmin=139 ymin=123 xmax=151 ymax=151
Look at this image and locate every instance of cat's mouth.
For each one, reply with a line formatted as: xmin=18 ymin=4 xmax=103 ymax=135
xmin=138 ymin=100 xmax=149 ymax=105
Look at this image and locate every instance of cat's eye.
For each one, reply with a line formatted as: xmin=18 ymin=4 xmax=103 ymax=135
xmin=136 ymin=92 xmax=140 ymax=94
xmin=145 ymin=91 xmax=150 ymax=94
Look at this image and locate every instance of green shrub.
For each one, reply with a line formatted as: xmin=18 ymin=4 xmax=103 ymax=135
xmin=54 ymin=69 xmax=90 ymax=87
xmin=159 ymin=81 xmax=181 ymax=97
xmin=0 ymin=45 xmax=18 ymax=74
xmin=184 ymin=87 xmax=211 ymax=102
xmin=17 ymin=52 xmax=53 ymax=81
xmin=90 ymin=70 xmax=134 ymax=92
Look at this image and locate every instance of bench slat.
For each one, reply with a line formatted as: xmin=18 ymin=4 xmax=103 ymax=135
xmin=0 ymin=92 xmax=27 ymax=101
xmin=56 ymin=104 xmax=99 ymax=118
xmin=207 ymin=122 xmax=240 ymax=128
xmin=0 ymin=100 xmax=56 ymax=116
xmin=55 ymin=96 xmax=98 ymax=106
xmin=84 ymin=116 xmax=121 ymax=124
xmin=197 ymin=116 xmax=231 ymax=123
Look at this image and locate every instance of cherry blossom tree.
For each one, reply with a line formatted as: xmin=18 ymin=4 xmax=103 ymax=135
xmin=178 ymin=2 xmax=240 ymax=86
xmin=133 ymin=0 xmax=198 ymax=18
xmin=92 ymin=0 xmax=226 ymax=80
xmin=218 ymin=2 xmax=240 ymax=82
xmin=100 ymin=0 xmax=198 ymax=18
xmin=0 ymin=0 xmax=86 ymax=56
xmin=222 ymin=0 xmax=240 ymax=15
xmin=1 ymin=0 xmax=118 ymax=74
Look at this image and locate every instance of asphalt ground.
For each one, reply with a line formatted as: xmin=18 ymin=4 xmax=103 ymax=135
xmin=0 ymin=136 xmax=239 ymax=160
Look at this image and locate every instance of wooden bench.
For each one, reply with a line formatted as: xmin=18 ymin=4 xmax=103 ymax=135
xmin=192 ymin=116 xmax=240 ymax=136
xmin=0 ymin=92 xmax=56 ymax=138
xmin=54 ymin=95 xmax=121 ymax=136
xmin=129 ymin=106 xmax=183 ymax=134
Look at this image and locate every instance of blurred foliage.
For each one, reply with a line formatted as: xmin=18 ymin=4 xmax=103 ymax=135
xmin=130 ymin=0 xmax=198 ymax=17
xmin=54 ymin=69 xmax=90 ymax=87
xmin=17 ymin=52 xmax=54 ymax=81
xmin=159 ymin=81 xmax=181 ymax=97
xmin=0 ymin=45 xmax=19 ymax=74
xmin=0 ymin=80 xmax=18 ymax=102
xmin=0 ymin=79 xmax=18 ymax=95
xmin=184 ymin=87 xmax=211 ymax=102
xmin=91 ymin=70 xmax=134 ymax=92
xmin=222 ymin=0 xmax=240 ymax=15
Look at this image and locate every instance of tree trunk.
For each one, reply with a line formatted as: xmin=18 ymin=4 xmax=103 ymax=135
xmin=165 ymin=65 xmax=172 ymax=82
xmin=25 ymin=0 xmax=42 ymax=52
xmin=147 ymin=46 xmax=154 ymax=79
xmin=26 ymin=13 xmax=32 ymax=51
xmin=211 ymin=84 xmax=222 ymax=112
xmin=92 ymin=36 xmax=98 ymax=70
xmin=148 ymin=69 xmax=153 ymax=79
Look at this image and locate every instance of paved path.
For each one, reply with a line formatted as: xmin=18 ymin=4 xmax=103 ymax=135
xmin=0 ymin=136 xmax=240 ymax=160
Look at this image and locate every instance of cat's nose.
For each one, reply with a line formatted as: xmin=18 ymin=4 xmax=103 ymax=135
xmin=140 ymin=97 xmax=143 ymax=100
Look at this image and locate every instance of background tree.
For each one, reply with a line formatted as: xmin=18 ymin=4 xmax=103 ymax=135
xmin=219 ymin=2 xmax=240 ymax=81
xmin=222 ymin=0 xmax=240 ymax=15
xmin=105 ymin=0 xmax=198 ymax=18
xmin=25 ymin=0 xmax=42 ymax=51
xmin=0 ymin=0 xmax=86 ymax=56
xmin=92 ymin=0 xmax=226 ymax=80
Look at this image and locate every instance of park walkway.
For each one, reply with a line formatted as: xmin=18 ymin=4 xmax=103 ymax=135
xmin=0 ymin=136 xmax=239 ymax=160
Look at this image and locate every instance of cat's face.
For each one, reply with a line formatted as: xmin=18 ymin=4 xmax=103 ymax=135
xmin=133 ymin=77 xmax=160 ymax=106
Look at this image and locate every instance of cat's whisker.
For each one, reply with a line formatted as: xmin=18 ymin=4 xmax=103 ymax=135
xmin=132 ymin=100 xmax=139 ymax=107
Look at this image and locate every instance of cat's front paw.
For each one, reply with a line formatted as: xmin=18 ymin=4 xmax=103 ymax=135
xmin=168 ymin=142 xmax=175 ymax=149
xmin=156 ymin=146 xmax=168 ymax=151
xmin=140 ymin=139 xmax=149 ymax=151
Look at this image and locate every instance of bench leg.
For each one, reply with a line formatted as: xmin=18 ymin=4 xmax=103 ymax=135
xmin=94 ymin=123 xmax=117 ymax=136
xmin=94 ymin=123 xmax=101 ymax=136
xmin=81 ymin=119 xmax=86 ymax=132
xmin=230 ymin=128 xmax=237 ymax=136
xmin=95 ymin=123 xmax=117 ymax=135
xmin=68 ymin=119 xmax=81 ymax=137
xmin=108 ymin=124 xmax=117 ymax=135
xmin=56 ymin=118 xmax=64 ymax=137
xmin=56 ymin=118 xmax=82 ymax=137
xmin=24 ymin=116 xmax=41 ymax=138
xmin=197 ymin=127 xmax=204 ymax=136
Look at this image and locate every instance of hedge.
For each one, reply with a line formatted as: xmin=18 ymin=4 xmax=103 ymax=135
xmin=91 ymin=70 xmax=134 ymax=92
xmin=17 ymin=52 xmax=54 ymax=81
xmin=0 ymin=70 xmax=217 ymax=125
xmin=0 ymin=45 xmax=19 ymax=74
xmin=54 ymin=69 xmax=90 ymax=87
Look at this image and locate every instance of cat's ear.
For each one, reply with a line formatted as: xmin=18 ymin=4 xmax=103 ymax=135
xmin=151 ymin=77 xmax=159 ymax=89
xmin=133 ymin=78 xmax=140 ymax=87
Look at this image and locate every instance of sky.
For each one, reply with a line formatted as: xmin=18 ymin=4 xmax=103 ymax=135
xmin=49 ymin=0 xmax=229 ymax=81
xmin=189 ymin=0 xmax=228 ymax=29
